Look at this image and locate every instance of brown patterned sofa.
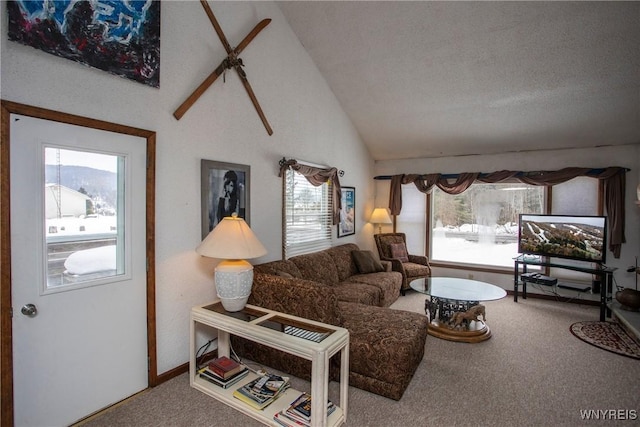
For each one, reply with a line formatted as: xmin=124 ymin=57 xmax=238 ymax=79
xmin=231 ymin=244 xmax=429 ymax=400
xmin=253 ymin=243 xmax=402 ymax=307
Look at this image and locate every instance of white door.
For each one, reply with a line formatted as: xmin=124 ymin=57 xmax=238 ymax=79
xmin=10 ymin=114 xmax=148 ymax=426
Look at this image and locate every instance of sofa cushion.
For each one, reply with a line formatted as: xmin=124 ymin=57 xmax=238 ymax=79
xmin=290 ymin=251 xmax=340 ymax=284
xmin=403 ymin=262 xmax=431 ymax=278
xmin=389 ymin=242 xmax=409 ymax=262
xmin=249 ymin=272 xmax=343 ymax=326
xmin=275 ymin=270 xmax=294 ymax=278
xmin=338 ymin=301 xmax=429 ymax=400
xmin=333 ymin=282 xmax=381 ymax=306
xmin=348 ymin=271 xmax=402 ymax=307
xmin=254 ymin=259 xmax=302 ymax=278
xmin=325 ymin=243 xmax=361 ymax=281
xmin=352 ymin=250 xmax=385 ymax=274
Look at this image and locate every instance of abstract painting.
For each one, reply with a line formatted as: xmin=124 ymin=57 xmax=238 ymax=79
xmin=7 ymin=0 xmax=160 ymax=87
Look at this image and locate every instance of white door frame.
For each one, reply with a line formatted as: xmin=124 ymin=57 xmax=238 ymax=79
xmin=0 ymin=100 xmax=158 ymax=426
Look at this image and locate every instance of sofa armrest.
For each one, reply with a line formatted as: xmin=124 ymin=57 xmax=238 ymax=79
xmin=379 ymin=260 xmax=392 ymax=272
xmin=385 ymin=258 xmax=405 ymax=271
xmin=249 ymin=272 xmax=343 ymax=326
xmin=382 ymin=258 xmax=408 ymax=282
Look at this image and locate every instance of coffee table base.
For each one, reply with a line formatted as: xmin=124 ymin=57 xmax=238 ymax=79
xmin=428 ymin=319 xmax=492 ymax=343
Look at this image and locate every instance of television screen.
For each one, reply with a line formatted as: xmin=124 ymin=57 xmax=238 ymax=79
xmin=518 ymin=214 xmax=607 ymax=263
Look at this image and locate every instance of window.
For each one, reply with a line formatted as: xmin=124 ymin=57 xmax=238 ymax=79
xmin=548 ymin=176 xmax=601 ymax=280
xmin=45 ymin=147 xmax=126 ymax=291
xmin=428 ymin=177 xmax=602 ymax=269
xmin=431 ymin=182 xmax=545 ymax=268
xmin=396 ymin=184 xmax=427 ymax=255
xmin=552 ymin=176 xmax=599 ymax=215
xmin=283 ymin=168 xmax=333 ymax=258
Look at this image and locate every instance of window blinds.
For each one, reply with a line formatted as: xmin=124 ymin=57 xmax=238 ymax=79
xmin=283 ymin=169 xmax=333 ymax=258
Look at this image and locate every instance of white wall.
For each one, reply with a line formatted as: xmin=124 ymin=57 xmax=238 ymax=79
xmin=1 ymin=1 xmax=375 ymax=374
xmin=374 ymin=145 xmax=640 ymax=290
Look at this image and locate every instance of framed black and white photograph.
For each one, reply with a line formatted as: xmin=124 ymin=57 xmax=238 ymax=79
xmin=338 ymin=187 xmax=355 ymax=238
xmin=201 ymin=160 xmax=250 ymax=239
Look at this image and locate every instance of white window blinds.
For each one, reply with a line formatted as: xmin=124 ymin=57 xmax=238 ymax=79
xmin=283 ymin=168 xmax=333 ymax=258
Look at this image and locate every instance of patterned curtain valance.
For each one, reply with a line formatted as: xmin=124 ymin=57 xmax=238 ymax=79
xmin=279 ymin=158 xmax=342 ymax=225
xmin=388 ymin=167 xmax=628 ymax=258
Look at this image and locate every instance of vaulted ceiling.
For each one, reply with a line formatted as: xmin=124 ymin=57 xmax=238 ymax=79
xmin=277 ymin=1 xmax=640 ymax=161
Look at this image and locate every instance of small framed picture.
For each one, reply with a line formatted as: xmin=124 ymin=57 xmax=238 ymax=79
xmin=201 ymin=160 xmax=250 ymax=239
xmin=338 ymin=187 xmax=355 ymax=238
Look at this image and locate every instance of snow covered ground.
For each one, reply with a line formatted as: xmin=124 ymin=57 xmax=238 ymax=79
xmin=432 ymin=223 xmax=519 ymax=267
xmin=47 ymin=214 xmax=117 ymax=237
xmin=432 ymin=236 xmax=519 ymax=267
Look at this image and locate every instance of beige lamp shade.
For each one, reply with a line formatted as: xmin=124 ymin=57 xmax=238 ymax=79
xmin=370 ymin=208 xmax=392 ymax=224
xmin=196 ymin=214 xmax=267 ymax=312
xmin=370 ymin=208 xmax=392 ymax=233
xmin=196 ymin=214 xmax=267 ymax=260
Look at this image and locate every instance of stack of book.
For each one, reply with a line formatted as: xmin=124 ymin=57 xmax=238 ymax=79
xmin=233 ymin=374 xmax=290 ymax=410
xmin=273 ymin=392 xmax=336 ymax=426
xmin=198 ymin=356 xmax=249 ymax=389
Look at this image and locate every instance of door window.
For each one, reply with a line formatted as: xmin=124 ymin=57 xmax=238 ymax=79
xmin=44 ymin=146 xmax=127 ymax=292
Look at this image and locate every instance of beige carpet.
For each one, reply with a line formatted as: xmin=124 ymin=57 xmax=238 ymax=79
xmin=80 ymin=293 xmax=640 ymax=426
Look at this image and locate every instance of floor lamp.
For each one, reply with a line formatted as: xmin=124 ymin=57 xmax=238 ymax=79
xmin=370 ymin=208 xmax=392 ymax=234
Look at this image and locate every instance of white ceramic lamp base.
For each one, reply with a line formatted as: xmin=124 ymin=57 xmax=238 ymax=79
xmin=215 ymin=259 xmax=254 ymax=312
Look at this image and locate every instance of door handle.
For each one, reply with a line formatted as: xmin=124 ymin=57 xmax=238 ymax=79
xmin=21 ymin=303 xmax=38 ymax=317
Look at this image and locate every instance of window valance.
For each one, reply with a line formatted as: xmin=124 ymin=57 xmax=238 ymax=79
xmin=387 ymin=167 xmax=628 ymax=258
xmin=278 ymin=158 xmax=342 ymax=225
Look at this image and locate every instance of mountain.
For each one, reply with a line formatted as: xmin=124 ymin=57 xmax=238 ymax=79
xmin=45 ymin=165 xmax=117 ymax=208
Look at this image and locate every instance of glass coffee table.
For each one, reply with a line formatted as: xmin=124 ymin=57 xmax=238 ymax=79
xmin=410 ymin=277 xmax=507 ymax=342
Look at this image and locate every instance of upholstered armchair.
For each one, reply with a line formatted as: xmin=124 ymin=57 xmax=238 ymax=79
xmin=374 ymin=233 xmax=431 ymax=295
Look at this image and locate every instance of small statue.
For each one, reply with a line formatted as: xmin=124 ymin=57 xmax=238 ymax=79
xmin=425 ymin=299 xmax=438 ymax=322
xmin=450 ymin=304 xmax=486 ymax=329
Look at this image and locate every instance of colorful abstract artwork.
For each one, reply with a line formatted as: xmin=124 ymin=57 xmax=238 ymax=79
xmin=7 ymin=0 xmax=160 ymax=87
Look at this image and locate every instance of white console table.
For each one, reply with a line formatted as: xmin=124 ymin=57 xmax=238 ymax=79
xmin=190 ymin=301 xmax=349 ymax=426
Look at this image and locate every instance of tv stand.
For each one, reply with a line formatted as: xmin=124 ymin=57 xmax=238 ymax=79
xmin=513 ymin=255 xmax=616 ymax=321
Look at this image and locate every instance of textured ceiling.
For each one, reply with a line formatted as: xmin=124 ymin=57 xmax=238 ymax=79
xmin=277 ymin=1 xmax=640 ymax=160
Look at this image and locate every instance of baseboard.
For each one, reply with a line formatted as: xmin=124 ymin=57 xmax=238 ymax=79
xmin=156 ymin=349 xmax=219 ymax=386
xmin=506 ymin=289 xmax=599 ymax=306
xmin=156 ymin=362 xmax=188 ymax=384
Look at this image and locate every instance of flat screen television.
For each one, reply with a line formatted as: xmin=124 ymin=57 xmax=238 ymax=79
xmin=518 ymin=214 xmax=607 ymax=264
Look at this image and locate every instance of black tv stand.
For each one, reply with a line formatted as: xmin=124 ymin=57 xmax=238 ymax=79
xmin=513 ymin=255 xmax=616 ymax=321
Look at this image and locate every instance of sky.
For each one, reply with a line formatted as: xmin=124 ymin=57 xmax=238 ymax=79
xmin=45 ymin=147 xmax=118 ymax=173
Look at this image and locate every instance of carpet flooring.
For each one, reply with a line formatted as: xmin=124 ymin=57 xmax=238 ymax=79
xmin=79 ymin=293 xmax=640 ymax=426
xmin=570 ymin=321 xmax=640 ymax=360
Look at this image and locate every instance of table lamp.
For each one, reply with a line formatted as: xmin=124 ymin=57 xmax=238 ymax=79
xmin=196 ymin=213 xmax=267 ymax=312
xmin=370 ymin=208 xmax=392 ymax=234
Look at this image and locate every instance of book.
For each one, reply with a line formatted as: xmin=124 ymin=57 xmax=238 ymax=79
xmin=201 ymin=364 xmax=248 ymax=383
xmin=273 ymin=411 xmax=308 ymax=427
xmin=275 ymin=392 xmax=336 ymax=426
xmin=290 ymin=393 xmax=312 ymax=419
xmin=283 ymin=325 xmax=331 ymax=343
xmin=208 ymin=356 xmax=244 ymax=379
xmin=199 ymin=367 xmax=249 ymax=389
xmin=233 ymin=374 xmax=290 ymax=410
xmin=233 ymin=387 xmax=276 ymax=410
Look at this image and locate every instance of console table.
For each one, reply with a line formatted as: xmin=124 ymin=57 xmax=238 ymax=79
xmin=190 ymin=301 xmax=349 ymax=427
xmin=513 ymin=255 xmax=616 ymax=321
